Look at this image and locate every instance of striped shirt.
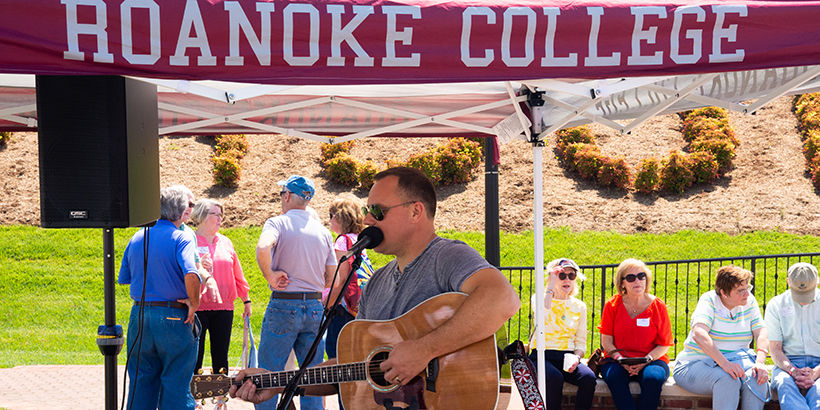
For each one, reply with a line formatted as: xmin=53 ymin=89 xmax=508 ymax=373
xmin=677 ymin=290 xmax=764 ymax=361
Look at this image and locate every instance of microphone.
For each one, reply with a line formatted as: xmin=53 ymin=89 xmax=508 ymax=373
xmin=339 ymin=226 xmax=383 ymax=263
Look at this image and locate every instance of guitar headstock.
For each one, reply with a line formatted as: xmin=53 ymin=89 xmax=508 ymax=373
xmin=190 ymin=372 xmax=234 ymax=400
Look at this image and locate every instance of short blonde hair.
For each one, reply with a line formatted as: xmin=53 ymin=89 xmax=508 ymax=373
xmin=614 ymin=258 xmax=653 ymax=295
xmin=545 ymin=258 xmax=585 ymax=297
xmin=190 ymin=198 xmax=223 ymax=225
xmin=329 ymin=194 xmax=365 ymax=234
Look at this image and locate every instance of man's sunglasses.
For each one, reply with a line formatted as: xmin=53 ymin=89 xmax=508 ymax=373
xmin=622 ymin=272 xmax=647 ymax=283
xmin=558 ymin=272 xmax=577 ymax=280
xmin=362 ymin=201 xmax=415 ymax=221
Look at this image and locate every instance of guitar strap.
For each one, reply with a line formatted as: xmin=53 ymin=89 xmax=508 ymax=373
xmin=500 ymin=341 xmax=546 ymax=410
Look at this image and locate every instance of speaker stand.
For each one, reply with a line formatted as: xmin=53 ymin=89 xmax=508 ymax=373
xmin=98 ymin=228 xmax=123 ymax=410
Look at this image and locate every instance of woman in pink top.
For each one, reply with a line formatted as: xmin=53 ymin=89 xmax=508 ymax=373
xmin=191 ymin=199 xmax=251 ymax=376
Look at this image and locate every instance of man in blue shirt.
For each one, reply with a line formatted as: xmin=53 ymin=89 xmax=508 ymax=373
xmin=118 ymin=185 xmax=202 ymax=410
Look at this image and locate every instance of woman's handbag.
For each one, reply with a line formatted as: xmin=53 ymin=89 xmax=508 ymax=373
xmin=586 ymin=346 xmax=605 ymax=377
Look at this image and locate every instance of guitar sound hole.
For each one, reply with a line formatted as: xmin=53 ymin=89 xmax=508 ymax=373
xmin=368 ymin=351 xmax=391 ymax=389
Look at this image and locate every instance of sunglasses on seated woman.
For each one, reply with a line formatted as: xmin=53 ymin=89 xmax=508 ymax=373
xmin=622 ymin=272 xmax=647 ymax=282
xmin=557 ymin=271 xmax=577 ymax=280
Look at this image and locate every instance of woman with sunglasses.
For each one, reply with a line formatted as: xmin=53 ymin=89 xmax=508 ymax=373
xmin=528 ymin=258 xmax=597 ymax=410
xmin=598 ymin=258 xmax=673 ymax=410
xmin=672 ymin=265 xmax=769 ymax=410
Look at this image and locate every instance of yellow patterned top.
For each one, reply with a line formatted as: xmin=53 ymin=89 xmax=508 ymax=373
xmin=529 ymin=293 xmax=588 ymax=354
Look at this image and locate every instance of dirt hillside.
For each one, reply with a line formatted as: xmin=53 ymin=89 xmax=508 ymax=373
xmin=2 ymin=95 xmax=819 ymax=235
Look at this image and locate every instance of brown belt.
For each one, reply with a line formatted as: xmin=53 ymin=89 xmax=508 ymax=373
xmin=271 ymin=291 xmax=322 ymax=300
xmin=134 ymin=301 xmax=188 ymax=310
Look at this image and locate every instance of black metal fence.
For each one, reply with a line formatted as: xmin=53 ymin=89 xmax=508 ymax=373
xmin=501 ymin=252 xmax=820 ymax=359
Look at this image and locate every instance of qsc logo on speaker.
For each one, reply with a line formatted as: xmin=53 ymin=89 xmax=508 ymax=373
xmin=69 ymin=210 xmax=88 ymax=220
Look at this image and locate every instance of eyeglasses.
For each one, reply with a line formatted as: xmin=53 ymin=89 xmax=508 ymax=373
xmin=736 ymin=284 xmax=754 ymax=296
xmin=558 ymin=272 xmax=577 ymax=281
xmin=362 ymin=201 xmax=415 ymax=221
xmin=279 ymin=190 xmax=288 ymax=196
xmin=329 ymin=212 xmax=335 ymax=220
xmin=623 ymin=272 xmax=647 ymax=283
xmin=209 ymin=212 xmax=223 ymax=218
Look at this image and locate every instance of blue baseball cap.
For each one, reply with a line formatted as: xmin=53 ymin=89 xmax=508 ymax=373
xmin=278 ymin=175 xmax=315 ymax=200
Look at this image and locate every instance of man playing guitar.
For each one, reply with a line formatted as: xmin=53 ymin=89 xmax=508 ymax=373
xmin=229 ymin=167 xmax=520 ymax=405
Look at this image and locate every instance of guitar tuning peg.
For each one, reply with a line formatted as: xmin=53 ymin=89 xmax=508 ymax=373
xmin=219 ymin=367 xmax=227 ymax=375
xmin=198 ymin=368 xmax=204 ymax=375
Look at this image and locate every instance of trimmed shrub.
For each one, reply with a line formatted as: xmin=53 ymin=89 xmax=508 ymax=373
xmin=358 ymin=160 xmax=379 ymax=190
xmin=803 ymin=130 xmax=820 ymax=164
xmin=691 ymin=138 xmax=736 ymax=170
xmin=215 ymin=134 xmax=249 ymax=158
xmin=558 ymin=142 xmax=590 ymax=170
xmin=689 ymin=151 xmax=720 ymax=184
xmin=574 ymin=145 xmax=604 ymax=180
xmin=634 ymin=157 xmax=660 ymax=194
xmin=597 ymin=156 xmax=632 ymax=190
xmin=320 ymin=140 xmax=356 ymax=164
xmin=659 ymin=150 xmax=694 ymax=193
xmin=684 ymin=106 xmax=729 ymax=122
xmin=555 ymin=126 xmax=595 ymax=146
xmin=0 ymin=132 xmax=10 ymax=144
xmin=438 ymin=138 xmax=482 ymax=185
xmin=325 ymin=152 xmax=360 ymax=186
xmin=682 ymin=117 xmax=736 ymax=145
xmin=212 ymin=150 xmax=242 ymax=188
xmin=406 ymin=150 xmax=443 ymax=185
xmin=795 ymin=94 xmax=820 ymax=133
xmin=385 ymin=158 xmax=405 ymax=169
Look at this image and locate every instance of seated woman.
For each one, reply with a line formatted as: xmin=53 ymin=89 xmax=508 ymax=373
xmin=528 ymin=258 xmax=597 ymax=410
xmin=673 ymin=265 xmax=769 ymax=410
xmin=598 ymin=258 xmax=673 ymax=410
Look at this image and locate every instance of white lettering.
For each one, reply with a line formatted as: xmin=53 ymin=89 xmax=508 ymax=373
xmin=541 ymin=7 xmax=577 ymax=67
xmin=585 ymin=7 xmax=620 ymax=66
xmin=283 ymin=3 xmax=320 ymax=66
xmin=61 ymin=0 xmax=114 ymax=63
xmin=170 ymin=0 xmax=216 ymax=66
xmin=501 ymin=7 xmax=535 ymax=67
xmin=628 ymin=6 xmax=666 ymax=65
xmin=710 ymin=5 xmax=746 ymax=63
xmin=461 ymin=7 xmax=495 ymax=67
xmin=327 ymin=5 xmax=374 ymax=67
xmin=225 ymin=1 xmax=275 ymax=66
xmin=121 ymin=0 xmax=160 ymax=65
xmin=382 ymin=5 xmax=421 ymax=67
xmin=670 ymin=6 xmax=704 ymax=65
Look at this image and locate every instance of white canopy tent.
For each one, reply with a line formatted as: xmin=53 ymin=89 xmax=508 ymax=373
xmin=4 ymin=0 xmax=820 ymax=403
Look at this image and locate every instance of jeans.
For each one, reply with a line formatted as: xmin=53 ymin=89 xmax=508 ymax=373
xmin=256 ymin=298 xmax=325 ymax=410
xmin=325 ymin=305 xmax=355 ymax=360
xmin=771 ymin=355 xmax=820 ymax=410
xmin=124 ymin=305 xmax=199 ymax=410
xmin=528 ymin=350 xmax=597 ymax=410
xmin=194 ymin=309 xmax=234 ymax=374
xmin=600 ymin=360 xmax=669 ymax=410
xmin=673 ymin=349 xmax=768 ymax=410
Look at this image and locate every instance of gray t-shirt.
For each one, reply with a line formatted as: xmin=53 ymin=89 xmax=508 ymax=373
xmin=358 ymin=236 xmax=493 ymax=321
xmin=262 ymin=209 xmax=336 ymax=292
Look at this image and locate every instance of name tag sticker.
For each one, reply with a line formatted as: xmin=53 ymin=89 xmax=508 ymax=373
xmin=197 ymin=246 xmax=210 ymax=254
xmin=782 ymin=306 xmax=795 ymax=317
xmin=637 ymin=318 xmax=650 ymax=327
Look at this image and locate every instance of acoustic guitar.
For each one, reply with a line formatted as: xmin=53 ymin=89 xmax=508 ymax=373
xmin=191 ymin=292 xmax=500 ymax=410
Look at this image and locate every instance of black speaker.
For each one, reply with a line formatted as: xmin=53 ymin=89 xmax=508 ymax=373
xmin=36 ymin=75 xmax=160 ymax=228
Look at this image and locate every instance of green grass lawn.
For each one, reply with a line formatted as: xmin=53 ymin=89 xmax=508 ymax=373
xmin=1 ymin=225 xmax=818 ymax=368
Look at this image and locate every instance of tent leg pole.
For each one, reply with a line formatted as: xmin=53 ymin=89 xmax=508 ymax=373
xmin=485 ymin=137 xmax=500 ymax=267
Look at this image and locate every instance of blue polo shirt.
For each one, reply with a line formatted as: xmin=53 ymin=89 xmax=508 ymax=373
xmin=118 ymin=219 xmax=199 ymax=302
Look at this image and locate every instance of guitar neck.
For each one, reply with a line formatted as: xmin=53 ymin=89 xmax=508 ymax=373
xmin=239 ymin=361 xmax=369 ymax=390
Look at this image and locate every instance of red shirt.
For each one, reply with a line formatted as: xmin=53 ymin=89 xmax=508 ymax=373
xmin=598 ymin=293 xmax=674 ymax=363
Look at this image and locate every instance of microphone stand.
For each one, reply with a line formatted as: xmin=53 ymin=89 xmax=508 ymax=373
xmin=276 ymin=251 xmax=364 ymax=410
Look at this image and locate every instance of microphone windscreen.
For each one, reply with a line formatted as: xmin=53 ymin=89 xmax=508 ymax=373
xmin=360 ymin=226 xmax=384 ymax=248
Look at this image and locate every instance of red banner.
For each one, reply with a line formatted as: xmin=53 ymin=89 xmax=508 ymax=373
xmin=2 ymin=0 xmax=820 ymax=85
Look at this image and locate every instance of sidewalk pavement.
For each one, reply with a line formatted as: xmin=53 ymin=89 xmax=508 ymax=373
xmin=0 ymin=365 xmax=524 ymax=410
